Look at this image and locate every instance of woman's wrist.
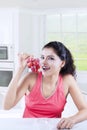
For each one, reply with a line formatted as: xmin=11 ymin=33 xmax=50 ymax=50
xmin=13 ymin=66 xmax=25 ymax=78
xmin=16 ymin=66 xmax=25 ymax=75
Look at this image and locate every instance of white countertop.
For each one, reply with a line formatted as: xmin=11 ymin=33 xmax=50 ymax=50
xmin=0 ymin=118 xmax=87 ymax=130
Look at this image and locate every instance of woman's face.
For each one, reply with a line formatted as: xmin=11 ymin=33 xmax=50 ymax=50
xmin=40 ymin=47 xmax=64 ymax=76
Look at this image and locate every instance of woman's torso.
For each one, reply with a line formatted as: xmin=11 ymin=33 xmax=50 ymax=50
xmin=23 ymin=72 xmax=66 ymax=118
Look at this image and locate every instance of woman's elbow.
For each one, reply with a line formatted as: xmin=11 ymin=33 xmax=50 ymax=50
xmin=2 ymin=102 xmax=13 ymax=110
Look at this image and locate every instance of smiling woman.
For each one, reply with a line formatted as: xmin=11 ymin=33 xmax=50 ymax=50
xmin=3 ymin=41 xmax=87 ymax=129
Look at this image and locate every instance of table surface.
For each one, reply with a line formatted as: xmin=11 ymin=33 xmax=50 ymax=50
xmin=0 ymin=118 xmax=87 ymax=130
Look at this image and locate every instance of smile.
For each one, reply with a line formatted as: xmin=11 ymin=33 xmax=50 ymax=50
xmin=42 ymin=66 xmax=50 ymax=71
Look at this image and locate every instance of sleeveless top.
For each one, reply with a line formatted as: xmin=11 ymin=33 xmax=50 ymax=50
xmin=23 ymin=72 xmax=66 ymax=118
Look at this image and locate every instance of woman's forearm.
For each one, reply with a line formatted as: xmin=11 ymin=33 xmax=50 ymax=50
xmin=3 ymin=67 xmax=24 ymax=109
xmin=70 ymin=109 xmax=87 ymax=123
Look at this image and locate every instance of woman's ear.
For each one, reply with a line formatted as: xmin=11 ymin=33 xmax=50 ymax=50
xmin=61 ymin=61 xmax=65 ymax=68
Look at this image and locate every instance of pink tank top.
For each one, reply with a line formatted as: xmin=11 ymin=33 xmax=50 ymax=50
xmin=23 ymin=72 xmax=66 ymax=118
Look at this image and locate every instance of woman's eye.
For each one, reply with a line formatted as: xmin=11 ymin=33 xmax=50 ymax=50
xmin=48 ymin=57 xmax=54 ymax=60
xmin=40 ymin=56 xmax=44 ymax=59
xmin=40 ymin=56 xmax=55 ymax=61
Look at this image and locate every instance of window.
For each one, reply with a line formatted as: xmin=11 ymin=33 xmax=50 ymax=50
xmin=46 ymin=12 xmax=87 ymax=71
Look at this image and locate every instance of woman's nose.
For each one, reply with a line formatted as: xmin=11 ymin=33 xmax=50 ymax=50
xmin=42 ymin=58 xmax=48 ymax=64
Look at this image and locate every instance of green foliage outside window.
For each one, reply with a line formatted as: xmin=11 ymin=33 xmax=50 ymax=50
xmin=46 ymin=14 xmax=87 ymax=71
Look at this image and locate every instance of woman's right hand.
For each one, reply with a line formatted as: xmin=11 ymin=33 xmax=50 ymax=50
xmin=18 ymin=53 xmax=33 ymax=69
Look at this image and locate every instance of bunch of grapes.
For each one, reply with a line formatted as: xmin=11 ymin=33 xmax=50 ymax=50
xmin=27 ymin=57 xmax=40 ymax=72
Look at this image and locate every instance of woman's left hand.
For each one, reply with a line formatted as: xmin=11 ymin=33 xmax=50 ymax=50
xmin=57 ymin=117 xmax=75 ymax=129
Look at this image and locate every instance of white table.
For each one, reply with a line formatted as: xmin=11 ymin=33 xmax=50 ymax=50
xmin=0 ymin=118 xmax=87 ymax=130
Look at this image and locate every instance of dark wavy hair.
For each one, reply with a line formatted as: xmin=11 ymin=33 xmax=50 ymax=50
xmin=42 ymin=41 xmax=76 ymax=78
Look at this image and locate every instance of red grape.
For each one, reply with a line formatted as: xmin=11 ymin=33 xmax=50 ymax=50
xmin=27 ymin=57 xmax=40 ymax=72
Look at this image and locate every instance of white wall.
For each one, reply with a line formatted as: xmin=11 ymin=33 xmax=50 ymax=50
xmin=77 ymin=71 xmax=87 ymax=93
xmin=18 ymin=12 xmax=45 ymax=56
xmin=0 ymin=9 xmax=13 ymax=44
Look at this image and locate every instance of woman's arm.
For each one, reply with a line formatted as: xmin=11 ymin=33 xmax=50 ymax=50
xmin=57 ymin=75 xmax=87 ymax=129
xmin=3 ymin=53 xmax=31 ymax=109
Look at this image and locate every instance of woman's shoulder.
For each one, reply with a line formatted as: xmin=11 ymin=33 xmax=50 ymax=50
xmin=62 ymin=74 xmax=76 ymax=87
xmin=62 ymin=74 xmax=77 ymax=97
xmin=62 ymin=74 xmax=75 ymax=81
xmin=25 ymin=71 xmax=41 ymax=90
xmin=24 ymin=71 xmax=39 ymax=82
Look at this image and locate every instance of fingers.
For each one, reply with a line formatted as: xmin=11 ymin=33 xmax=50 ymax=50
xmin=18 ymin=53 xmax=33 ymax=60
xmin=57 ymin=118 xmax=75 ymax=129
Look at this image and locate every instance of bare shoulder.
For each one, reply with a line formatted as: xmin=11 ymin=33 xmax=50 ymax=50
xmin=63 ymin=74 xmax=76 ymax=86
xmin=62 ymin=74 xmax=77 ymax=97
xmin=24 ymin=72 xmax=39 ymax=91
xmin=26 ymin=72 xmax=38 ymax=80
xmin=63 ymin=74 xmax=76 ymax=85
xmin=63 ymin=74 xmax=82 ymax=96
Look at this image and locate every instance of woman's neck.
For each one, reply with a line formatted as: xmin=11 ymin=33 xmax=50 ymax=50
xmin=42 ymin=73 xmax=59 ymax=86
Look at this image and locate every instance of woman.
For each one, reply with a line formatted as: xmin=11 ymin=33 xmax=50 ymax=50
xmin=3 ymin=41 xmax=87 ymax=129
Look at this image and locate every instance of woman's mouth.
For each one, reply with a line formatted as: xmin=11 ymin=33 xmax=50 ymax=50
xmin=42 ymin=66 xmax=50 ymax=71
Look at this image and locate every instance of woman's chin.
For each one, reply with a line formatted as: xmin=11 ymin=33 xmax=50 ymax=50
xmin=42 ymin=70 xmax=51 ymax=77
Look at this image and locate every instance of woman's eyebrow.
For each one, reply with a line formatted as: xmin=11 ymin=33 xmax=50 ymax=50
xmin=47 ymin=55 xmax=55 ymax=58
xmin=41 ymin=54 xmax=55 ymax=57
